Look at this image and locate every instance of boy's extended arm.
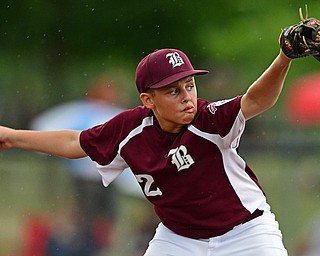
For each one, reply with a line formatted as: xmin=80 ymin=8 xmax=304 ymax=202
xmin=0 ymin=126 xmax=87 ymax=159
xmin=241 ymin=50 xmax=292 ymax=120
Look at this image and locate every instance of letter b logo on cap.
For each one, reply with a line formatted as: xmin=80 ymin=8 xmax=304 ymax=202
xmin=166 ymin=52 xmax=185 ymax=68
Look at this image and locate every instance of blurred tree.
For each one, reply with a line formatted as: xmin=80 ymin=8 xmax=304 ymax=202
xmin=1 ymin=0 xmax=320 ymax=127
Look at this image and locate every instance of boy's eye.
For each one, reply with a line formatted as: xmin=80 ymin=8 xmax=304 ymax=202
xmin=187 ymin=85 xmax=194 ymax=90
xmin=169 ymin=89 xmax=178 ymax=95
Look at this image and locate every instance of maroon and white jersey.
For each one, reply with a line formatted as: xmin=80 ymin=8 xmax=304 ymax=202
xmin=80 ymin=96 xmax=267 ymax=239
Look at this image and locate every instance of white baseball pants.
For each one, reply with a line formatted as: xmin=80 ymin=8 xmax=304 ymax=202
xmin=144 ymin=211 xmax=288 ymax=256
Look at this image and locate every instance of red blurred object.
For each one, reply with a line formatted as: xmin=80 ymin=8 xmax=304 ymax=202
xmin=92 ymin=216 xmax=114 ymax=249
xmin=21 ymin=215 xmax=50 ymax=256
xmin=285 ymin=72 xmax=320 ymax=127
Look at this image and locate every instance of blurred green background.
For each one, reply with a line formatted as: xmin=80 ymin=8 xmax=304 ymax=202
xmin=1 ymin=0 xmax=320 ymax=255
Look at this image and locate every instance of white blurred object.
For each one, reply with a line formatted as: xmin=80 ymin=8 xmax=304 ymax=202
xmin=30 ymin=100 xmax=144 ymax=198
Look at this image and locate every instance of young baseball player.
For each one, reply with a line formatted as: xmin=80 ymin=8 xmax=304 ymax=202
xmin=3 ymin=14 xmax=318 ymax=252
xmin=0 ymin=47 xmax=291 ymax=255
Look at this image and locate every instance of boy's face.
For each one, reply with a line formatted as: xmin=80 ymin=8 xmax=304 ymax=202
xmin=140 ymin=76 xmax=198 ymax=133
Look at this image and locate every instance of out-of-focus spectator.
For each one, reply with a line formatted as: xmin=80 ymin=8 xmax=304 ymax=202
xmin=20 ymin=74 xmax=157 ymax=255
xmin=27 ymin=75 xmax=124 ymax=255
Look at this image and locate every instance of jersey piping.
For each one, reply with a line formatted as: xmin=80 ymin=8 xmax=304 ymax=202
xmin=119 ymin=116 xmax=153 ymax=152
xmin=188 ymin=110 xmax=265 ymax=213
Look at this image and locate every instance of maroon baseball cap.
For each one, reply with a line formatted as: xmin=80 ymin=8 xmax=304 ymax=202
xmin=135 ymin=48 xmax=209 ymax=93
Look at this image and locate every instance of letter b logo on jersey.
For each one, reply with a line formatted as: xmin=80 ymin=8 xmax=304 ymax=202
xmin=168 ymin=145 xmax=194 ymax=172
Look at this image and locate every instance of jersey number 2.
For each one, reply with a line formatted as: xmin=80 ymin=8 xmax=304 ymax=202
xmin=135 ymin=174 xmax=163 ymax=197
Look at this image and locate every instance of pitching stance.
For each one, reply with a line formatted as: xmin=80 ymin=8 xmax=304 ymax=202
xmin=0 ymin=7 xmax=318 ymax=255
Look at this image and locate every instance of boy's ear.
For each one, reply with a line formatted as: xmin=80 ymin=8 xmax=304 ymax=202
xmin=140 ymin=93 xmax=154 ymax=109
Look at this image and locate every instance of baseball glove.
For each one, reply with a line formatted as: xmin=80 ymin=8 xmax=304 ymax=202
xmin=280 ymin=5 xmax=320 ymax=61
